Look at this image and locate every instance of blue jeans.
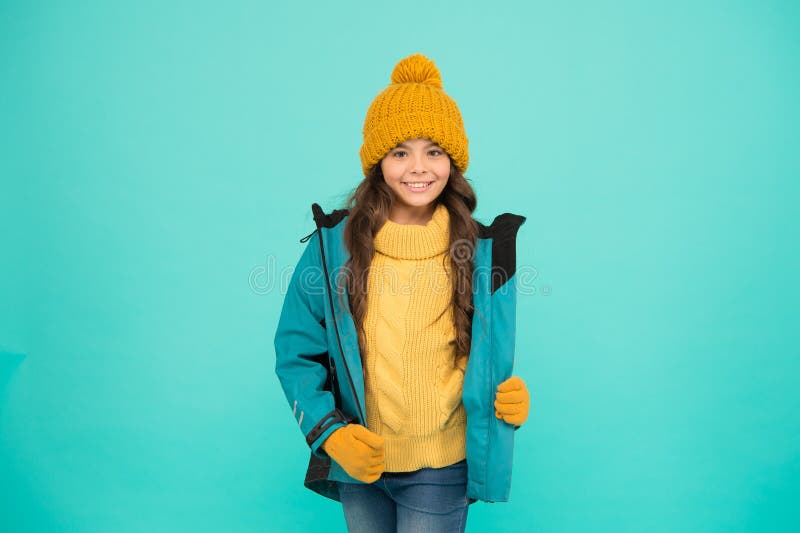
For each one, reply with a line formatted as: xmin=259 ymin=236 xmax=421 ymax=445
xmin=338 ymin=459 xmax=469 ymax=533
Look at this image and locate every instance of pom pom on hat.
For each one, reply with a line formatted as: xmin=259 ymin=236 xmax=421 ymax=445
xmin=359 ymin=53 xmax=469 ymax=177
xmin=390 ymin=53 xmax=443 ymax=88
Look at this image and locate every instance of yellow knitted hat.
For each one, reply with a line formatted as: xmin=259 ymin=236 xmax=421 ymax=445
xmin=359 ymin=53 xmax=469 ymax=177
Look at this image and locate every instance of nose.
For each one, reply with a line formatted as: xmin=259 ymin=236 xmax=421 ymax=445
xmin=409 ymin=151 xmax=428 ymax=174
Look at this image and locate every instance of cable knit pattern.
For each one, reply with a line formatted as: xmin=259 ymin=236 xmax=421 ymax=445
xmin=363 ymin=203 xmax=468 ymax=472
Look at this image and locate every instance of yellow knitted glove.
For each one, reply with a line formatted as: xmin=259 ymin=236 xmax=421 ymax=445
xmin=494 ymin=376 xmax=530 ymax=427
xmin=321 ymin=424 xmax=386 ymax=483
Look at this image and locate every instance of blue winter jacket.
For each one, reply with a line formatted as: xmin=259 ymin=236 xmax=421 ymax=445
xmin=274 ymin=202 xmax=526 ymax=504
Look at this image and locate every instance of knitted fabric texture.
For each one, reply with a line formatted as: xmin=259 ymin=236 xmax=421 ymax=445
xmin=359 ymin=53 xmax=469 ymax=177
xmin=363 ymin=203 xmax=468 ymax=472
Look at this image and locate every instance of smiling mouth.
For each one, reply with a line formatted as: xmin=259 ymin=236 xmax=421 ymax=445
xmin=401 ymin=181 xmax=434 ymax=192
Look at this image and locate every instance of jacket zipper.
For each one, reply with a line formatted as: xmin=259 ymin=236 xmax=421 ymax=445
xmin=313 ymin=227 xmax=366 ymax=425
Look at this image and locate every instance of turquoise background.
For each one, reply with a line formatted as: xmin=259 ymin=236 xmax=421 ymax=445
xmin=2 ymin=1 xmax=798 ymax=531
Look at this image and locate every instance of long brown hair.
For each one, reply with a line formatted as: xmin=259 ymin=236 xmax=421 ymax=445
xmin=340 ymin=159 xmax=478 ymax=372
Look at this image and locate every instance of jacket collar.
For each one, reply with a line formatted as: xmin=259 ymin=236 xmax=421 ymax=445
xmin=309 ymin=202 xmax=525 ymax=240
xmin=304 ymin=202 xmax=526 ymax=298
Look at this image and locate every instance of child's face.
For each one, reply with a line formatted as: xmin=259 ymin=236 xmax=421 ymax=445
xmin=380 ymin=137 xmax=451 ymax=215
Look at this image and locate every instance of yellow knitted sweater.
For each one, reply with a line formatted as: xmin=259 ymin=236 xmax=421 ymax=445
xmin=363 ymin=203 xmax=468 ymax=472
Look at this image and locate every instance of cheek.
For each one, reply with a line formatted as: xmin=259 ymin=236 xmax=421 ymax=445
xmin=381 ymin=160 xmax=403 ymax=181
xmin=381 ymin=169 xmax=403 ymax=188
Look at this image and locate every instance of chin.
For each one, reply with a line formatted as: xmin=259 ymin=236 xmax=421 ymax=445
xmin=403 ymin=192 xmax=434 ymax=202
xmin=398 ymin=193 xmax=438 ymax=207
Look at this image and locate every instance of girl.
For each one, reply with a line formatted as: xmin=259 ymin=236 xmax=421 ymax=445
xmin=275 ymin=53 xmax=531 ymax=533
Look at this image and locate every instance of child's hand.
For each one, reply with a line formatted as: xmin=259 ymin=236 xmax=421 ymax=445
xmin=494 ymin=376 xmax=530 ymax=427
xmin=321 ymin=424 xmax=386 ymax=483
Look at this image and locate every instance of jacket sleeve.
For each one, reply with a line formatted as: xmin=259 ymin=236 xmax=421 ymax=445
xmin=274 ymin=230 xmax=348 ymax=458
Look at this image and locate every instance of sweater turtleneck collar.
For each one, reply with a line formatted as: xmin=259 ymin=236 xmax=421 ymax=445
xmin=373 ymin=203 xmax=450 ymax=260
